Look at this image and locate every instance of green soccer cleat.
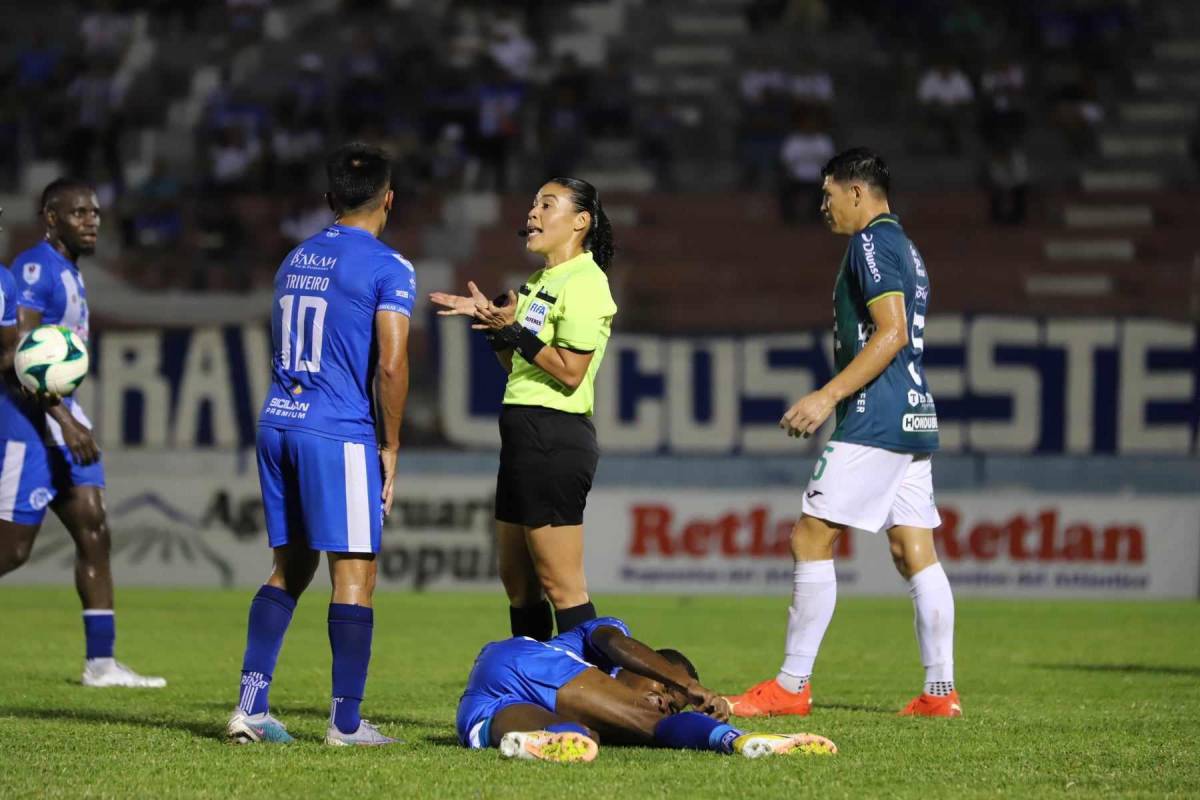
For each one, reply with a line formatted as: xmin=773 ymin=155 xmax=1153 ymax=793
xmin=732 ymin=732 xmax=838 ymax=758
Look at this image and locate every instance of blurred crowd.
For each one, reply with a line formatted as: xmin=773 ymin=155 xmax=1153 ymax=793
xmin=0 ymin=0 xmax=1178 ymax=290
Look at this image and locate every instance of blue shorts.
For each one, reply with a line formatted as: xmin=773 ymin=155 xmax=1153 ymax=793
xmin=0 ymin=440 xmax=105 ymax=525
xmin=257 ymin=426 xmax=383 ymax=553
xmin=456 ymin=637 xmax=593 ymax=748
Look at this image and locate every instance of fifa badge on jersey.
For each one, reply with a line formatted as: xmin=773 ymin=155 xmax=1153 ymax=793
xmin=523 ymin=300 xmax=550 ymax=333
xmin=23 ymin=262 xmax=41 ymax=284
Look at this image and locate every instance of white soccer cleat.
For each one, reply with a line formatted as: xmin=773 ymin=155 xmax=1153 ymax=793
xmin=324 ymin=719 xmax=400 ymax=747
xmin=732 ymin=732 xmax=838 ymax=759
xmin=499 ymin=730 xmax=598 ymax=763
xmin=227 ymin=709 xmax=295 ymax=744
xmin=81 ymin=658 xmax=167 ymax=688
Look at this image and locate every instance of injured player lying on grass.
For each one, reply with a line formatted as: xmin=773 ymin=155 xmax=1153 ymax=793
xmin=456 ymin=616 xmax=837 ymax=763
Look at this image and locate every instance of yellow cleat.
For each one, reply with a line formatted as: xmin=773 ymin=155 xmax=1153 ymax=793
xmin=499 ymin=730 xmax=599 ymax=763
xmin=732 ymin=732 xmax=838 ymax=758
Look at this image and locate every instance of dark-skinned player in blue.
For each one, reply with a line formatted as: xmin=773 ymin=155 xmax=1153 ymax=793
xmin=0 ymin=183 xmax=165 ymax=688
xmin=458 ymin=615 xmax=838 ymax=762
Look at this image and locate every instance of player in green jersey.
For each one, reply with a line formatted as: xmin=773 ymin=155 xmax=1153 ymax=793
xmin=727 ymin=148 xmax=960 ymax=719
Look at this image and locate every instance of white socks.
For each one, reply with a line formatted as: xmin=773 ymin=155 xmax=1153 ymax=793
xmin=777 ymin=560 xmax=837 ymax=691
xmin=909 ymin=562 xmax=956 ymax=694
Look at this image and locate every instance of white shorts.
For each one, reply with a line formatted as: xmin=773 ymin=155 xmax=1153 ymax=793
xmin=801 ymin=442 xmax=940 ymax=533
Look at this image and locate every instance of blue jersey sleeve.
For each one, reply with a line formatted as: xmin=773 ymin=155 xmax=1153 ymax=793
xmin=13 ymin=254 xmax=54 ymax=313
xmin=374 ymin=253 xmax=416 ymax=316
xmin=0 ymin=267 xmax=16 ymax=326
xmin=546 ymin=615 xmax=631 ymax=674
xmin=850 ymin=228 xmax=905 ymax=305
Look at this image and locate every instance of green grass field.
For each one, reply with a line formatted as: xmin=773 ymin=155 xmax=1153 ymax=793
xmin=1 ymin=588 xmax=1198 ymax=799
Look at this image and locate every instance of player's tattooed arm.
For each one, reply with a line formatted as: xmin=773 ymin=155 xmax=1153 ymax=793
xmin=781 ymin=293 xmax=908 ymax=438
xmin=589 ymin=627 xmax=730 ymax=721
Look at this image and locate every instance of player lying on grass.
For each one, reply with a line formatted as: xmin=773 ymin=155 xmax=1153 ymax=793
xmin=457 ymin=615 xmax=837 ymax=762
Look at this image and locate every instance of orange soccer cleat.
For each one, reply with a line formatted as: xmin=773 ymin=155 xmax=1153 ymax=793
xmin=898 ymin=690 xmax=962 ymax=717
xmin=725 ymin=678 xmax=813 ymax=718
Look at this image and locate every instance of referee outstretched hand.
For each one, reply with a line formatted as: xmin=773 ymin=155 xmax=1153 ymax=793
xmin=429 ymin=281 xmax=516 ymax=330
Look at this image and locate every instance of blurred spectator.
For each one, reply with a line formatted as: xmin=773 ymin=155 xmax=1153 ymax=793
xmin=339 ymin=28 xmax=390 ymax=135
xmin=129 ymin=159 xmax=184 ymax=249
xmin=738 ymin=60 xmax=791 ymax=186
xmin=194 ymin=197 xmax=247 ymax=289
xmin=983 ymin=144 xmax=1029 ymax=225
xmin=474 ymin=58 xmax=524 ymax=191
xmin=289 ymin=53 xmax=331 ymax=118
xmin=589 ymin=60 xmax=633 ymax=137
xmin=80 ymin=1 xmax=133 ymax=58
xmin=280 ymin=197 xmax=334 ymax=245
xmin=16 ymin=29 xmax=62 ymax=93
xmin=540 ymin=77 xmax=588 ymax=178
xmin=778 ymin=110 xmax=835 ymax=224
xmin=637 ymin=100 xmax=679 ymax=190
xmin=916 ymin=60 xmax=974 ymax=154
xmin=488 ymin=17 xmax=536 ymax=81
xmin=430 ymin=123 xmax=476 ymax=188
xmin=1052 ymin=70 xmax=1104 ymax=154
xmin=209 ymin=125 xmax=263 ymax=191
xmin=0 ymin=85 xmax=19 ymax=190
xmin=789 ymin=63 xmax=835 ymax=107
xmin=979 ymin=55 xmax=1027 ymax=149
xmin=64 ymin=63 xmax=125 ymax=190
xmin=269 ymin=102 xmax=326 ymax=191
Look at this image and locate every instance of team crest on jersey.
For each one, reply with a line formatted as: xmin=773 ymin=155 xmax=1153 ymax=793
xmin=29 ymin=487 xmax=53 ymax=510
xmin=23 ymin=262 xmax=41 ymax=284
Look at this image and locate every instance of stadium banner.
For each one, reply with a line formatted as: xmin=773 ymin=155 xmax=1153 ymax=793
xmin=70 ymin=315 xmax=1197 ymax=455
xmin=9 ymin=453 xmax=1198 ymax=598
xmin=581 ymin=490 xmax=1200 ymax=599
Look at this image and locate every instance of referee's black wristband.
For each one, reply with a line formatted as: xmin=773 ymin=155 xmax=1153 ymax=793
xmin=496 ymin=323 xmax=545 ymax=363
xmin=484 ymin=331 xmax=511 ymax=352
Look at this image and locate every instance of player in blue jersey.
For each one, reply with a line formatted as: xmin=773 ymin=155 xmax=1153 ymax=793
xmin=0 ymin=183 xmax=165 ymax=688
xmin=226 ymin=143 xmax=413 ymax=746
xmin=457 ymin=615 xmax=837 ymax=762
xmin=728 ymin=149 xmax=960 ymax=718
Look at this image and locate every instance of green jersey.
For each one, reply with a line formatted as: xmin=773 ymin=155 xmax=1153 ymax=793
xmin=830 ymin=213 xmax=939 ymax=453
xmin=502 ymin=251 xmax=617 ymax=416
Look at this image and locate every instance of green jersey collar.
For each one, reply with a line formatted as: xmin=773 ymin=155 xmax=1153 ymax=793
xmin=865 ymin=212 xmax=901 ymax=230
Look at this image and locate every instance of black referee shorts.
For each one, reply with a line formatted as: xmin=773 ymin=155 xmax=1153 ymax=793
xmin=495 ymin=405 xmax=599 ymax=528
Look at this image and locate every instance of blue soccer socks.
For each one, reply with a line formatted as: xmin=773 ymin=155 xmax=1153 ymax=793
xmin=653 ymin=712 xmax=742 ymax=754
xmin=328 ymin=603 xmax=373 ymax=735
xmin=82 ymin=610 xmax=115 ymax=660
xmin=237 ymin=585 xmax=297 ymax=715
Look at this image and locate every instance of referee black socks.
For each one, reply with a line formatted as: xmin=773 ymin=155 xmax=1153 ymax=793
xmin=510 ymin=600 xmax=554 ymax=641
xmin=555 ymin=601 xmax=597 ymax=634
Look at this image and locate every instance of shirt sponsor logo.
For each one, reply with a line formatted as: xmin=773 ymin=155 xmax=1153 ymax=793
xmin=915 ymin=284 xmax=929 ymax=301
xmin=265 ymin=396 xmax=310 ymax=419
xmin=23 ymin=262 xmax=41 ymax=284
xmin=394 ymin=289 xmax=410 ymax=299
xmin=289 ymin=248 xmax=337 ymax=270
xmin=902 ymin=413 xmax=939 ymax=432
xmin=860 ymin=234 xmax=881 ymax=283
xmin=909 ymin=244 xmax=927 ymax=277
xmin=907 ymin=389 xmax=934 ymax=407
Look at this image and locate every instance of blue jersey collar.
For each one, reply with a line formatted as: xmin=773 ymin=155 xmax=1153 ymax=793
xmin=326 ymin=223 xmax=377 ymax=239
xmin=34 ymin=240 xmax=78 ymax=270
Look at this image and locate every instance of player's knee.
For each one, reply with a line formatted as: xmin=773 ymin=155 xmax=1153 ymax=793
xmin=0 ymin=537 xmax=34 ymax=572
xmin=539 ymin=575 xmax=586 ymax=609
xmin=76 ymin=522 xmax=111 ymax=559
xmin=790 ymin=517 xmax=838 ymax=560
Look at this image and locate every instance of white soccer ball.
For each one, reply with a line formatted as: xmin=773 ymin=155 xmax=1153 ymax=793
xmin=14 ymin=325 xmax=90 ymax=396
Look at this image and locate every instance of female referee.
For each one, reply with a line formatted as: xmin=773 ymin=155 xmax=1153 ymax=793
xmin=431 ymin=177 xmax=617 ymax=640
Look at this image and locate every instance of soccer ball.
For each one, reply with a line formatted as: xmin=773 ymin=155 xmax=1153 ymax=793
xmin=14 ymin=325 xmax=90 ymax=396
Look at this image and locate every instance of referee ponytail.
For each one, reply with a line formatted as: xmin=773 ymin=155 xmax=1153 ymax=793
xmin=551 ymin=176 xmax=614 ymax=272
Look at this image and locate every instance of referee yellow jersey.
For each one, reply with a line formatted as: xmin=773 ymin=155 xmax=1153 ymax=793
xmin=503 ymin=251 xmax=617 ymax=415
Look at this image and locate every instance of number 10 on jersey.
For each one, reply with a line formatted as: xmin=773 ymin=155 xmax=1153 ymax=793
xmin=279 ymin=294 xmax=328 ymax=372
